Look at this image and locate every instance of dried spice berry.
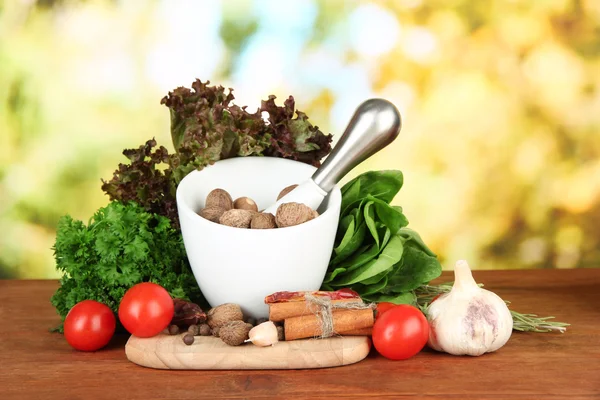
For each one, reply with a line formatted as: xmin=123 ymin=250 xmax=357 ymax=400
xmin=199 ymin=324 xmax=211 ymax=336
xmin=188 ymin=324 xmax=199 ymax=336
xmin=183 ymin=334 xmax=195 ymax=345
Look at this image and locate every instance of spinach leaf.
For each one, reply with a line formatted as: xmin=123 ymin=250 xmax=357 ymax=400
xmin=356 ymin=276 xmax=389 ymax=297
xmin=341 ymin=244 xmax=380 ymax=271
xmin=384 ymin=244 xmax=442 ymax=293
xmin=334 ymin=216 xmax=355 ymax=255
xmin=330 ymin=235 xmax=404 ymax=286
xmin=340 ymin=170 xmax=403 ymax=215
xmin=360 ymin=266 xmax=392 ymax=285
xmin=364 ymin=291 xmax=416 ymax=305
xmin=323 ymin=266 xmax=347 ymax=283
xmin=335 ymin=226 xmax=391 ymax=274
xmin=398 ymin=227 xmax=437 ymax=257
xmin=336 ymin=214 xmax=354 ymax=239
xmin=368 ymin=196 xmax=409 ymax=233
xmin=363 ymin=201 xmax=379 ymax=247
xmin=330 ymin=221 xmax=367 ymax=264
xmin=340 ymin=178 xmax=361 ymax=214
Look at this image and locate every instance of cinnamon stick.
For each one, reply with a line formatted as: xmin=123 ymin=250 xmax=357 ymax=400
xmin=284 ymin=309 xmax=374 ymax=341
xmin=339 ymin=327 xmax=372 ymax=336
xmin=268 ymin=299 xmax=358 ymax=322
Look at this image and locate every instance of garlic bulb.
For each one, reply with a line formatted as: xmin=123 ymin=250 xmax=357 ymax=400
xmin=427 ymin=260 xmax=513 ymax=356
xmin=246 ymin=321 xmax=279 ymax=347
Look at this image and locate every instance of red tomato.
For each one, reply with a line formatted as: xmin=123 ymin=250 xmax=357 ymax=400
xmin=375 ymin=302 xmax=398 ymax=320
xmin=372 ymin=304 xmax=429 ymax=360
xmin=118 ymin=282 xmax=174 ymax=338
xmin=64 ymin=300 xmax=116 ymax=351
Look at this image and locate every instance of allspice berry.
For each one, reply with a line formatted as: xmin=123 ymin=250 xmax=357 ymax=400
xmin=275 ymin=202 xmax=316 ymax=228
xmin=219 ymin=320 xmax=252 ymax=346
xmin=207 ymin=303 xmax=244 ymax=328
xmin=187 ymin=324 xmax=200 ymax=336
xmin=206 ymin=189 xmax=233 ymax=210
xmin=233 ymin=197 xmax=258 ymax=212
xmin=277 ymin=184 xmax=298 ymax=200
xmin=219 ymin=209 xmax=253 ymax=228
xmin=183 ymin=334 xmax=195 ymax=346
xmin=199 ymin=206 xmax=226 ymax=223
xmin=250 ymin=213 xmax=276 ymax=229
xmin=199 ymin=324 xmax=211 ymax=336
xmin=211 ymin=327 xmax=220 ymax=337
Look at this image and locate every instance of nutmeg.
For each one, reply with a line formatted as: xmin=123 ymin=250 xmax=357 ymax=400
xmin=219 ymin=209 xmax=254 ymax=228
xmin=277 ymin=184 xmax=298 ymax=201
xmin=251 ymin=212 xmax=277 ymax=229
xmin=233 ymin=197 xmax=258 ymax=212
xmin=198 ymin=206 xmax=226 ymax=223
xmin=275 ymin=202 xmax=316 ymax=228
xmin=207 ymin=303 xmax=244 ymax=328
xmin=206 ymin=189 xmax=233 ymax=210
xmin=219 ymin=320 xmax=252 ymax=346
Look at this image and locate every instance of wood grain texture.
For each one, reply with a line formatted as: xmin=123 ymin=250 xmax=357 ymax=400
xmin=0 ymin=269 xmax=599 ymax=400
xmin=125 ymin=334 xmax=370 ymax=370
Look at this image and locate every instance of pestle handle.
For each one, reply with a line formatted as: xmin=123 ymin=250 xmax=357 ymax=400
xmin=312 ymin=99 xmax=402 ymax=192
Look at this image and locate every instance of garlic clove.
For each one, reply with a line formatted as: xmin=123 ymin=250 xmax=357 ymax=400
xmin=245 ymin=321 xmax=279 ymax=347
xmin=426 ymin=260 xmax=513 ymax=356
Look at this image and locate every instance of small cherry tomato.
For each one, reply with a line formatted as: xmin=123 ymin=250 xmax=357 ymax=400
xmin=372 ymin=304 xmax=429 ymax=360
xmin=375 ymin=302 xmax=398 ymax=320
xmin=118 ymin=282 xmax=174 ymax=338
xmin=64 ymin=300 xmax=116 ymax=352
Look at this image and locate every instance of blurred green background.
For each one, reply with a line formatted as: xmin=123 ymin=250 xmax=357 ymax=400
xmin=1 ymin=0 xmax=599 ymax=279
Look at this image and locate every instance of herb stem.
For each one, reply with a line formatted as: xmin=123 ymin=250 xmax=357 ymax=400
xmin=415 ymin=283 xmax=569 ymax=333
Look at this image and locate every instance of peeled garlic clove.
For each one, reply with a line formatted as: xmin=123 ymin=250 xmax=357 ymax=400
xmin=426 ymin=260 xmax=513 ymax=356
xmin=246 ymin=321 xmax=279 ymax=347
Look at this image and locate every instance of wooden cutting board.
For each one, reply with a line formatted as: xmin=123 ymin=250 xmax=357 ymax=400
xmin=125 ymin=333 xmax=371 ymax=370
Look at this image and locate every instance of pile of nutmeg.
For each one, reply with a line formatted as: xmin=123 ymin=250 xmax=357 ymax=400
xmin=198 ymin=185 xmax=319 ymax=229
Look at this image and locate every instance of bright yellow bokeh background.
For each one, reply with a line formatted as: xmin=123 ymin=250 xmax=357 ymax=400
xmin=1 ymin=0 xmax=599 ymax=278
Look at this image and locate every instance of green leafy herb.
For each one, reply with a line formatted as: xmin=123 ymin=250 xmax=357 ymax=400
xmin=322 ymin=170 xmax=442 ymax=303
xmin=50 ymin=201 xmax=203 ymax=332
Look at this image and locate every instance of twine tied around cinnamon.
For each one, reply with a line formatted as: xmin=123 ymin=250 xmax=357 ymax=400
xmin=304 ymin=294 xmax=376 ymax=338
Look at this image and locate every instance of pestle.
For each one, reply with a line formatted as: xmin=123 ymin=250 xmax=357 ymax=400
xmin=263 ymin=98 xmax=402 ymax=215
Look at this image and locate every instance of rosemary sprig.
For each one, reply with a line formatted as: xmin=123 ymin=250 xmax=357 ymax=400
xmin=415 ymin=283 xmax=569 ymax=333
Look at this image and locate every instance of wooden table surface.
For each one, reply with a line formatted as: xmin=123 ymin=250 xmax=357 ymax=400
xmin=0 ymin=269 xmax=598 ymax=400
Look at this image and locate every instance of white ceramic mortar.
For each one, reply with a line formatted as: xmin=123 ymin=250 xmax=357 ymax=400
xmin=176 ymin=157 xmax=342 ymax=318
